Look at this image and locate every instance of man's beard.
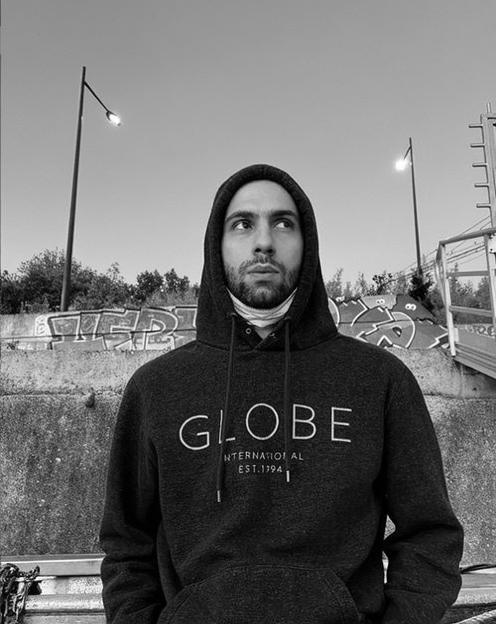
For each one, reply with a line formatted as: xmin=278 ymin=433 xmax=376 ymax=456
xmin=224 ymin=259 xmax=299 ymax=309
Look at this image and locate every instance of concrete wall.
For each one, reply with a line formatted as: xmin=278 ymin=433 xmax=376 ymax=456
xmin=1 ymin=348 xmax=495 ymax=565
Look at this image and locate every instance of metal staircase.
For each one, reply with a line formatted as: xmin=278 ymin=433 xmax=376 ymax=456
xmin=435 ymin=104 xmax=496 ymax=380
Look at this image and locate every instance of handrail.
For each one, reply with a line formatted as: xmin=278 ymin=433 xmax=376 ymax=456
xmin=435 ymin=227 xmax=496 ymax=379
xmin=438 ymin=227 xmax=496 ymax=246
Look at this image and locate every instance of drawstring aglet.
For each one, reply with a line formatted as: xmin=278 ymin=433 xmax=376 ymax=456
xmin=217 ymin=489 xmax=222 ymax=503
xmin=286 ymin=469 xmax=291 ymax=483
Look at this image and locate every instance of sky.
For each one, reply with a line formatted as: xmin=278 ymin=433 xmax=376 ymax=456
xmin=2 ymin=0 xmax=496 ymax=288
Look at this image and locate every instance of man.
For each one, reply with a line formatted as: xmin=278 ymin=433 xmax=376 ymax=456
xmin=100 ymin=164 xmax=463 ymax=624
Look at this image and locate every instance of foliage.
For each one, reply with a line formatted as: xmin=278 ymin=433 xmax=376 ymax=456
xmin=408 ymin=270 xmax=434 ymax=312
xmin=1 ymin=249 xmax=200 ymax=313
xmin=0 ymin=271 xmax=24 ymax=314
xmin=353 ymin=272 xmax=370 ymax=297
xmin=369 ymin=271 xmax=394 ymax=296
xmin=325 ymin=268 xmax=344 ymax=299
xmin=165 ymin=268 xmax=190 ymax=297
xmin=5 ymin=249 xmax=95 ymax=313
xmin=443 ymin=264 xmax=493 ymax=324
xmin=72 ymin=263 xmax=132 ymax=310
xmin=133 ymin=270 xmax=164 ymax=304
xmin=394 ymin=273 xmax=408 ymax=294
xmin=3 ymin=250 xmax=492 ymax=323
xmin=325 ymin=269 xmax=409 ymax=299
xmin=475 ymin=276 xmax=491 ymax=311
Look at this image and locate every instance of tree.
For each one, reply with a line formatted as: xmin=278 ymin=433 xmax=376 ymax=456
xmin=325 ymin=268 xmax=344 ymax=299
xmin=343 ymin=281 xmax=353 ymax=299
xmin=369 ymin=271 xmax=394 ymax=296
xmin=394 ymin=273 xmax=409 ymax=295
xmin=0 ymin=271 xmax=23 ymax=314
xmin=408 ymin=270 xmax=434 ymax=311
xmin=15 ymin=249 xmax=94 ymax=312
xmin=164 ymin=268 xmax=181 ymax=294
xmin=443 ymin=264 xmax=485 ymax=323
xmin=164 ymin=268 xmax=191 ymax=301
xmin=2 ymin=249 xmax=201 ymax=312
xmin=353 ymin=272 xmax=370 ymax=297
xmin=192 ymin=282 xmax=201 ymax=299
xmin=72 ymin=263 xmax=131 ymax=310
xmin=475 ymin=276 xmax=491 ymax=311
xmin=134 ymin=270 xmax=164 ymax=304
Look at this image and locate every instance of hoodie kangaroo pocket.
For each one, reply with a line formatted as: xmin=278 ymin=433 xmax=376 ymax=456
xmin=160 ymin=564 xmax=360 ymax=624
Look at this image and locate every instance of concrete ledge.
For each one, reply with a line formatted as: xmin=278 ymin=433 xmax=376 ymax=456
xmin=0 ymin=350 xmax=157 ymax=395
xmin=392 ymin=349 xmax=496 ymax=398
xmin=3 ymin=348 xmax=496 ymax=399
xmin=2 ymin=349 xmax=496 ymax=564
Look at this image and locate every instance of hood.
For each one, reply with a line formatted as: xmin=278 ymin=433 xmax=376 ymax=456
xmin=196 ymin=163 xmax=337 ymax=350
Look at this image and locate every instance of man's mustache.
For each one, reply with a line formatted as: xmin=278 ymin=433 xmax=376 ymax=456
xmin=239 ymin=257 xmax=284 ymax=276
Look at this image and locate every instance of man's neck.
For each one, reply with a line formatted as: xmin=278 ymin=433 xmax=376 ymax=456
xmin=227 ymin=289 xmax=297 ymax=336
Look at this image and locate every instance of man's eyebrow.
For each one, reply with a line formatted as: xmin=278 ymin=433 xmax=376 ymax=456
xmin=224 ymin=209 xmax=299 ymax=223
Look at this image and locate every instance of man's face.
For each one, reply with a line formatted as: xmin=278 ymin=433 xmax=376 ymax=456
xmin=221 ymin=180 xmax=303 ymax=309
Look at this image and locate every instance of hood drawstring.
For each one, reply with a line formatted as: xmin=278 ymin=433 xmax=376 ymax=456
xmin=216 ymin=315 xmax=293 ymax=502
xmin=283 ymin=317 xmax=292 ymax=483
xmin=216 ymin=313 xmax=237 ymax=503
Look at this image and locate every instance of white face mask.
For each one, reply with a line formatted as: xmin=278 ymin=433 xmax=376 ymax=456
xmin=227 ymin=289 xmax=297 ymax=328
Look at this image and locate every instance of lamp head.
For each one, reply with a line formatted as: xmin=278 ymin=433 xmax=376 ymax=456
xmin=395 ymin=158 xmax=409 ymax=171
xmin=106 ymin=111 xmax=122 ymax=126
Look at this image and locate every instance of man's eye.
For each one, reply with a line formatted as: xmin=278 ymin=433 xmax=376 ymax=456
xmin=232 ymin=220 xmax=251 ymax=230
xmin=275 ymin=219 xmax=294 ymax=229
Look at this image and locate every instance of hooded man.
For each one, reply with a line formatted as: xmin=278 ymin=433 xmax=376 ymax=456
xmin=100 ymin=164 xmax=463 ymax=624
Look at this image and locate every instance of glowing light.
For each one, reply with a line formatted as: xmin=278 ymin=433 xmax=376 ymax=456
xmin=395 ymin=158 xmax=409 ymax=171
xmin=106 ymin=112 xmax=122 ymax=126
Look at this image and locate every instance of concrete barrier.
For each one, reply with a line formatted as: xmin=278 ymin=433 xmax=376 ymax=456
xmin=1 ymin=295 xmax=448 ymax=351
xmin=1 ymin=348 xmax=495 ymax=565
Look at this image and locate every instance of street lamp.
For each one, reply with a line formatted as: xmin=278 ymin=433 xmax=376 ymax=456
xmin=395 ymin=137 xmax=422 ymax=276
xmin=60 ymin=66 xmax=121 ymax=311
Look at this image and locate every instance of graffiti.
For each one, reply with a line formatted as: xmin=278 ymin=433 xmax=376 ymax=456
xmin=330 ymin=294 xmax=447 ymax=349
xmin=457 ymin=324 xmax=495 ymax=338
xmin=1 ymin=295 xmax=448 ymax=351
xmin=348 ymin=295 xmax=448 ymax=350
xmin=37 ymin=306 xmax=197 ymax=352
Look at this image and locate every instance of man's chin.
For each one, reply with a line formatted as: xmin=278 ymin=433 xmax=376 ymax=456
xmin=240 ymin=285 xmax=287 ymax=309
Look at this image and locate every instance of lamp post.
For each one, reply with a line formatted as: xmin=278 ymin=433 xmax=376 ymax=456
xmin=395 ymin=137 xmax=422 ymax=276
xmin=60 ymin=66 xmax=121 ymax=311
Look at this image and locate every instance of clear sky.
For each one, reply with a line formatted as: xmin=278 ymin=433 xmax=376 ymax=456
xmin=2 ymin=0 xmax=495 ymax=287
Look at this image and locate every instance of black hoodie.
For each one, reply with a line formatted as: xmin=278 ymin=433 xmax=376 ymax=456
xmin=100 ymin=164 xmax=463 ymax=624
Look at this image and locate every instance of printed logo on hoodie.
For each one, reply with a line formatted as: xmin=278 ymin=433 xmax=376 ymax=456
xmin=178 ymin=402 xmax=353 ymax=451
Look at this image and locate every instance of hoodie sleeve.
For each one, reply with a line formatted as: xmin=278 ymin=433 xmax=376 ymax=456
xmin=381 ymin=365 xmax=463 ymax=624
xmin=99 ymin=377 xmax=165 ymax=624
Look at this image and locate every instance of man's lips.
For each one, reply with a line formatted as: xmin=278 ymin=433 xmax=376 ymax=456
xmin=247 ymin=265 xmax=279 ymax=274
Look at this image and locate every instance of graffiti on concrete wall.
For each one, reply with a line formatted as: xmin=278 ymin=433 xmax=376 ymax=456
xmin=457 ymin=324 xmax=495 ymax=338
xmin=33 ymin=306 xmax=197 ymax=352
xmin=2 ymin=295 xmax=448 ymax=351
xmin=330 ymin=294 xmax=448 ymax=350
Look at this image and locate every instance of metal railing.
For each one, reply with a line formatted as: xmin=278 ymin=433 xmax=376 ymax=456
xmin=435 ymin=227 xmax=496 ymax=379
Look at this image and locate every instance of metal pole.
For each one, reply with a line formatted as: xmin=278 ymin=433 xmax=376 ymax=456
xmin=61 ymin=66 xmax=86 ymax=311
xmin=409 ymin=137 xmax=422 ymax=275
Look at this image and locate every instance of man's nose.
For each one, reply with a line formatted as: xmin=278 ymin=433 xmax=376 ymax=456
xmin=253 ymin=225 xmax=274 ymax=255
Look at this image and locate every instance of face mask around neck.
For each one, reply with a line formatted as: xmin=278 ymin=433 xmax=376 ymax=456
xmin=227 ymin=289 xmax=297 ymax=328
